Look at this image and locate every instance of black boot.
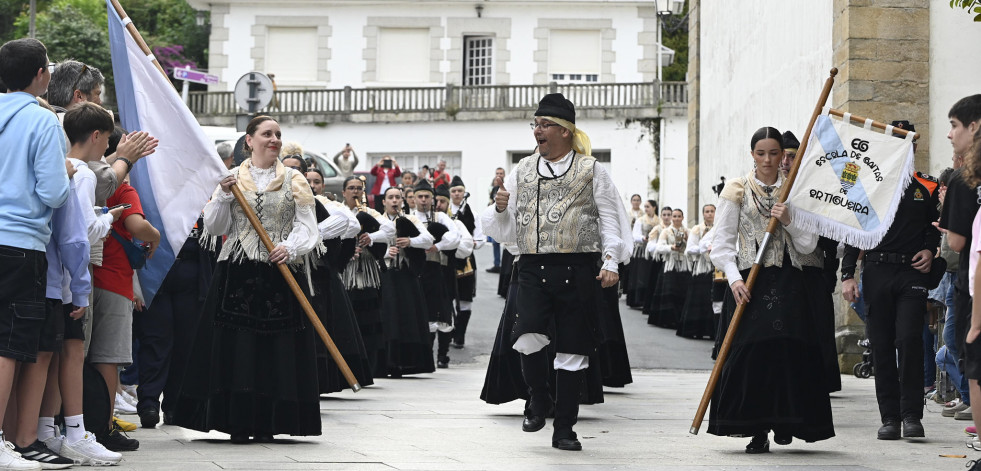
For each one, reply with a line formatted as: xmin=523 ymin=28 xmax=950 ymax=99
xmin=520 ymin=350 xmax=549 ymax=433
xmin=437 ymin=331 xmax=452 ymax=368
xmin=452 ymin=310 xmax=472 ymax=348
xmin=552 ymin=368 xmax=584 ymax=451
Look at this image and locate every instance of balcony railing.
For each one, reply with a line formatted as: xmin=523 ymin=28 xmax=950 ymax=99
xmin=187 ymin=81 xmax=687 ymax=118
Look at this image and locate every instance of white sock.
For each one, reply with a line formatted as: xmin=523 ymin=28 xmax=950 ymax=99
xmin=64 ymin=415 xmax=86 ymax=443
xmin=37 ymin=417 xmax=57 ymax=441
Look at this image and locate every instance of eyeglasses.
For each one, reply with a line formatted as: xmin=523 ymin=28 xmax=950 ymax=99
xmin=287 ymin=165 xmax=303 ymax=171
xmin=70 ymin=64 xmax=90 ymax=93
xmin=529 ymin=122 xmax=561 ymax=130
xmin=345 ymin=186 xmax=364 ymax=191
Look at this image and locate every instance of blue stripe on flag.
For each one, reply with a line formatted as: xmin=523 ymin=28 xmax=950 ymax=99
xmin=107 ymin=1 xmax=175 ymax=305
xmin=813 ymin=115 xmax=880 ymax=231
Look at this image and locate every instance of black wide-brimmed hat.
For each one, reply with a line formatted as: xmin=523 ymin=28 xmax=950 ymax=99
xmin=782 ymin=131 xmax=800 ymax=150
xmin=450 ymin=175 xmax=465 ymax=189
xmin=535 ymin=93 xmax=576 ymax=124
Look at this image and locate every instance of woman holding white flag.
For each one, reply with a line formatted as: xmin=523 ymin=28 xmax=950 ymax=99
xmin=173 ymin=116 xmax=323 ymax=444
xmin=708 ymin=127 xmax=835 ymax=453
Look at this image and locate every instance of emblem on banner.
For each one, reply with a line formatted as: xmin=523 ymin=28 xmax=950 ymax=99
xmin=839 ymin=162 xmax=860 ymax=194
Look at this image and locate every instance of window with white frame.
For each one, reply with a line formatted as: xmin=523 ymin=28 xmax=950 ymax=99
xmin=548 ymin=29 xmax=601 ymax=84
xmin=377 ymin=28 xmax=431 ymax=83
xmin=463 ymin=36 xmax=494 ymax=85
xmin=266 ymin=27 xmax=318 ymax=83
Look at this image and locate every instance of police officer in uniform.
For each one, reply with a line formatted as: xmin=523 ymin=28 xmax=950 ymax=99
xmin=841 ymin=126 xmax=940 ymax=440
xmin=482 ymin=93 xmax=631 ymax=451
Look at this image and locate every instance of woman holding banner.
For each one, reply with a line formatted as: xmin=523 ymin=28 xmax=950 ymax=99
xmin=708 ymin=127 xmax=834 ymax=453
xmin=173 ymin=116 xmax=323 ymax=443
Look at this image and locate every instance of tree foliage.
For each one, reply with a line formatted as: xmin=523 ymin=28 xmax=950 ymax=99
xmin=1 ymin=0 xmax=209 ymax=94
xmin=950 ymin=0 xmax=981 ymax=22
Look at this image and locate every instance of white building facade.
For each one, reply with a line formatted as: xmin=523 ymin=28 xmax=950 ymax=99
xmin=186 ymin=0 xmax=689 ymax=216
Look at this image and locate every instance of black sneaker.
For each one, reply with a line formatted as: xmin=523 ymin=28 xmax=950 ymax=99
xmin=97 ymin=424 xmax=140 ymax=452
xmin=437 ymin=356 xmax=449 ymax=369
xmin=14 ymin=440 xmax=74 ymax=469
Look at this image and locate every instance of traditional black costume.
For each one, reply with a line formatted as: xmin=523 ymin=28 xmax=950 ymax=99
xmin=174 ymin=161 xmax=323 ymax=440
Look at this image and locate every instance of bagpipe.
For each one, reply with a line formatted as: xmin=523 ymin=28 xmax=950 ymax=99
xmin=392 ymin=185 xmax=427 ymax=276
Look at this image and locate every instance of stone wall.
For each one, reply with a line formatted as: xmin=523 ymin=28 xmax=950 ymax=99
xmin=686 ymin=0 xmax=700 ymax=219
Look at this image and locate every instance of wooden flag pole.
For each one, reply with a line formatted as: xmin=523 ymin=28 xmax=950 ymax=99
xmin=689 ymin=68 xmax=838 ymax=435
xmin=109 ymin=0 xmax=361 ymax=392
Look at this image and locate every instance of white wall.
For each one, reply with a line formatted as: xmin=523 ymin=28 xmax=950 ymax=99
xmin=279 ymin=118 xmax=670 ymax=208
xmin=697 ymin=0 xmax=833 ymax=208
xmin=216 ymin=1 xmax=649 ymax=90
xmin=929 ymin=4 xmax=981 ymax=175
xmin=659 ymin=116 xmax=688 ymax=212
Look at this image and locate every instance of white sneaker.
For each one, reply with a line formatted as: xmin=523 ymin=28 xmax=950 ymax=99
xmin=3 ymin=442 xmax=21 ymax=458
xmin=60 ymin=432 xmax=121 ymax=466
xmin=0 ymin=442 xmax=40 ymax=470
xmin=114 ymin=394 xmax=137 ymax=415
xmin=39 ymin=436 xmax=61 ymax=455
xmin=118 ymin=390 xmax=137 ymax=408
xmin=121 ymin=384 xmax=137 ymax=401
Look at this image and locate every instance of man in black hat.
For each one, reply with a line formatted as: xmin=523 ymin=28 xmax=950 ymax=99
xmin=411 ymin=180 xmax=462 ymax=369
xmin=482 ymin=93 xmax=632 ymax=451
xmin=780 ymin=131 xmax=800 ymax=176
xmin=448 ymin=176 xmax=484 ymax=349
xmin=840 ymin=120 xmax=941 ymax=440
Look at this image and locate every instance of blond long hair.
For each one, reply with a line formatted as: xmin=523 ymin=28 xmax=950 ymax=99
xmin=964 ymin=128 xmax=981 ymax=187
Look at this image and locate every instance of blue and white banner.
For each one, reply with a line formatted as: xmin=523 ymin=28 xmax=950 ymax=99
xmin=107 ymin=1 xmax=228 ymax=305
xmin=785 ymin=110 xmax=916 ymax=250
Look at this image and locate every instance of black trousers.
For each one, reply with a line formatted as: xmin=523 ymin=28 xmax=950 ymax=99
xmin=135 ymin=258 xmax=204 ymax=413
xmin=863 ymin=261 xmax=929 ymax=421
xmin=512 ymin=254 xmax=601 ymax=356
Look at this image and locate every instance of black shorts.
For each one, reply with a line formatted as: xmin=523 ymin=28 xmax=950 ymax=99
xmin=0 ymin=245 xmax=48 ymax=363
xmin=63 ymin=303 xmax=85 ymax=341
xmin=38 ymin=298 xmax=65 ymax=352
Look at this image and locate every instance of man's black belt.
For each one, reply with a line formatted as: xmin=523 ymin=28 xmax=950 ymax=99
xmin=865 ymin=252 xmax=914 ymax=265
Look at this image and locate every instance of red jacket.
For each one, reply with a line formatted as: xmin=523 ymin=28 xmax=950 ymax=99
xmin=432 ymin=170 xmax=451 ymax=188
xmin=369 ymin=165 xmax=402 ymax=195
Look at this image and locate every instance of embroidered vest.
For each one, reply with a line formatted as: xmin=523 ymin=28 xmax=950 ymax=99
xmin=514 ymin=153 xmax=601 ymax=254
xmin=730 ymin=177 xmax=804 ymax=271
xmin=217 ymin=168 xmax=302 ymax=265
xmin=661 ymin=226 xmax=690 ymax=272
xmin=690 ymin=224 xmax=714 ymax=275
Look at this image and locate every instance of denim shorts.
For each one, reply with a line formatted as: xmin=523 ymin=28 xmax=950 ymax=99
xmin=0 ymin=245 xmax=49 ymax=362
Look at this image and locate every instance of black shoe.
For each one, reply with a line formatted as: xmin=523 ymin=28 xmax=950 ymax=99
xmin=486 ymin=266 xmax=501 ymax=273
xmin=522 ymin=415 xmax=546 ymax=432
xmin=229 ymin=433 xmax=250 ymax=444
xmin=437 ymin=356 xmax=449 ymax=369
xmin=97 ymin=425 xmax=140 ymax=451
xmin=450 ymin=341 xmax=465 ymax=349
xmin=162 ymin=411 xmax=175 ymax=425
xmin=138 ymin=406 xmax=160 ymax=429
xmin=773 ymin=432 xmax=792 ymax=446
xmin=745 ymin=434 xmax=770 ymax=454
xmin=253 ymin=434 xmax=274 ymax=443
xmin=552 ymin=432 xmax=582 ymax=451
xmin=14 ymin=440 xmax=74 ymax=469
xmin=902 ymin=417 xmax=925 ymax=438
xmin=968 ymin=459 xmax=981 ymax=471
xmin=877 ymin=420 xmax=901 ymax=440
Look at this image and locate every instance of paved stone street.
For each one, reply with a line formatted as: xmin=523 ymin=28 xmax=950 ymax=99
xmin=105 ymin=248 xmax=979 ymax=470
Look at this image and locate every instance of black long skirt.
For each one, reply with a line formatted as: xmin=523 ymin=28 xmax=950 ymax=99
xmin=803 ymin=266 xmax=842 ymax=393
xmin=380 ymin=267 xmax=435 ymax=376
xmin=480 ymin=272 xmax=603 ymax=405
xmin=648 ymin=269 xmax=690 ymax=328
xmin=597 ymin=284 xmax=632 ymax=387
xmin=626 ymin=256 xmax=652 ymax=308
xmin=311 ymin=265 xmax=374 ymax=395
xmin=173 ymin=260 xmax=321 ymax=436
xmin=708 ymin=264 xmax=835 ymax=442
xmin=347 ymin=287 xmax=386 ymax=378
xmin=641 ymin=259 xmax=665 ymax=315
xmin=677 ymin=272 xmax=716 ymax=339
